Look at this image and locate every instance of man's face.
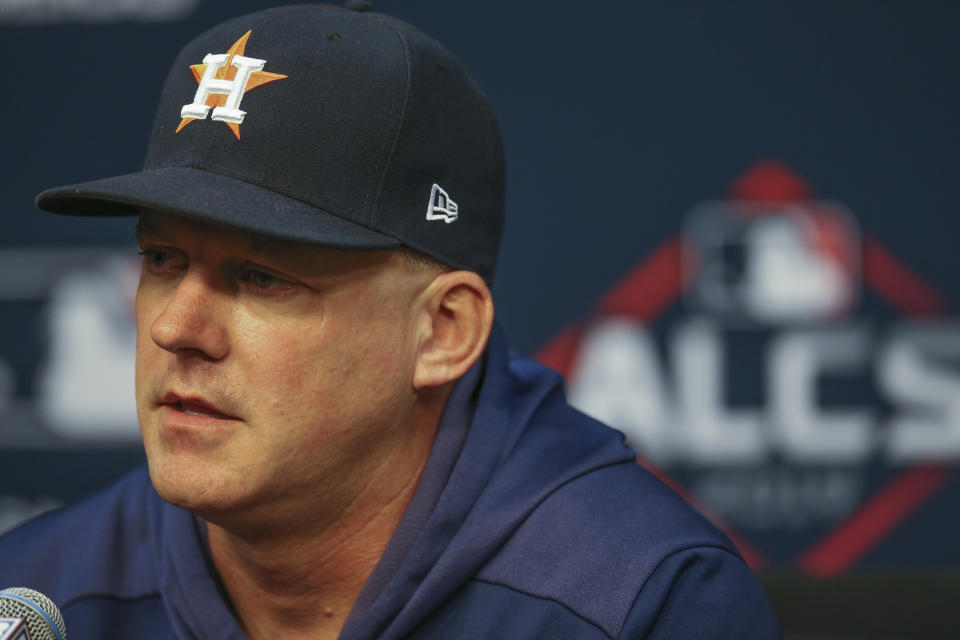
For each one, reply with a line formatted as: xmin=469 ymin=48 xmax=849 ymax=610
xmin=134 ymin=212 xmax=439 ymax=527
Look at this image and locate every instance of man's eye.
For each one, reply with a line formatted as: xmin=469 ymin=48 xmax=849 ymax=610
xmin=240 ymin=269 xmax=282 ymax=290
xmin=138 ymin=249 xmax=170 ymax=269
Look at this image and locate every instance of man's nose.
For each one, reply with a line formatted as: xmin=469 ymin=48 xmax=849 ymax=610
xmin=149 ymin=270 xmax=229 ymax=361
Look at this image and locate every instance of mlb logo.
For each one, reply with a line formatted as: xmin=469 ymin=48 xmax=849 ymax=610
xmin=683 ymin=201 xmax=860 ymax=324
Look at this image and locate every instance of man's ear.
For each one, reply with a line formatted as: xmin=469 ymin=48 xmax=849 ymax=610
xmin=413 ymin=270 xmax=494 ymax=390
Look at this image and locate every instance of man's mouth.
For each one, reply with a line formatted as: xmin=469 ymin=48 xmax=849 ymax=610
xmin=173 ymin=400 xmax=232 ymax=419
xmin=161 ymin=393 xmax=237 ymax=420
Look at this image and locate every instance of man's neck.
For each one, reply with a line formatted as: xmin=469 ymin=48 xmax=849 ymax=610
xmin=207 ymin=486 xmax=414 ymax=639
xmin=206 ymin=395 xmax=448 ymax=640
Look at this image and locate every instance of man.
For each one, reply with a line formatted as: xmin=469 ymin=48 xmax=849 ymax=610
xmin=0 ymin=3 xmax=780 ymax=638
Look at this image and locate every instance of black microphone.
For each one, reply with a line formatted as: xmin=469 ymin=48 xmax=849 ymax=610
xmin=0 ymin=588 xmax=66 ymax=640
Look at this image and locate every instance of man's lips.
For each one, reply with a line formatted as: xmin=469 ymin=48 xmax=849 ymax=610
xmin=160 ymin=392 xmax=238 ymax=420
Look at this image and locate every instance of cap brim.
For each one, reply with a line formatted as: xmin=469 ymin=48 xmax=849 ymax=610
xmin=35 ymin=166 xmax=402 ymax=250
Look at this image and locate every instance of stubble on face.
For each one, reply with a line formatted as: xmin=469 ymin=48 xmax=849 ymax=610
xmin=134 ymin=213 xmax=443 ymax=535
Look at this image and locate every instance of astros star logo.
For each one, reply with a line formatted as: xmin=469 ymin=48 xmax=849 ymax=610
xmin=177 ymin=30 xmax=287 ymax=139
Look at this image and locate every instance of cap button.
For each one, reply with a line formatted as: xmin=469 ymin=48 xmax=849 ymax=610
xmin=345 ymin=0 xmax=374 ymax=12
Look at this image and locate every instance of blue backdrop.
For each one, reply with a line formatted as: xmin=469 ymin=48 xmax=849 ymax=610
xmin=1 ymin=1 xmax=958 ymax=633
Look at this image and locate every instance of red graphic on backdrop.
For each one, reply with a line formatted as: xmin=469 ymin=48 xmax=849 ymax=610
xmin=535 ymin=159 xmax=954 ymax=575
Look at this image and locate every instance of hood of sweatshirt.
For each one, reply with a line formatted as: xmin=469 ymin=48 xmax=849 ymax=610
xmin=337 ymin=323 xmax=637 ymax=639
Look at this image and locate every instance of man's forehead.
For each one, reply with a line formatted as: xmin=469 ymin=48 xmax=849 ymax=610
xmin=135 ymin=211 xmax=405 ymax=274
xmin=137 ymin=211 xmax=319 ymax=255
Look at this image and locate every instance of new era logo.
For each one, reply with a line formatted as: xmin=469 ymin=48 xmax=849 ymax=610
xmin=426 ymin=184 xmax=458 ymax=223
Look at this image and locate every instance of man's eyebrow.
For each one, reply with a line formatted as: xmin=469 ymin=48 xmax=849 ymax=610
xmin=133 ymin=215 xmax=316 ymax=264
xmin=245 ymin=235 xmax=271 ymax=253
xmin=134 ymin=216 xmax=165 ymax=242
xmin=240 ymin=227 xmax=322 ymax=258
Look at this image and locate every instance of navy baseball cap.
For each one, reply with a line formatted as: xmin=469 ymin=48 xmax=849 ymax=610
xmin=36 ymin=3 xmax=505 ymax=283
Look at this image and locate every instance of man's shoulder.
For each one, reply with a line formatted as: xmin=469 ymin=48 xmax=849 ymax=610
xmin=478 ymin=459 xmax=733 ymax=591
xmin=475 ymin=461 xmax=776 ymax=638
xmin=502 ymin=352 xmax=737 ymax=566
xmin=514 ymin=460 xmax=734 ymax=555
xmin=0 ymin=466 xmax=163 ymax=606
xmin=417 ymin=346 xmax=780 ymax=638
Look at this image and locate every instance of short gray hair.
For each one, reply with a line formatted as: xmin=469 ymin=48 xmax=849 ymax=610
xmin=397 ymin=247 xmax=449 ymax=274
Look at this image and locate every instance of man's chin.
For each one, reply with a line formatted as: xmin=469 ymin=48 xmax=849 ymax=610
xmin=146 ymin=460 xmax=252 ymax=516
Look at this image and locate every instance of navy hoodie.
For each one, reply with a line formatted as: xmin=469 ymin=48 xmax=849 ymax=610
xmin=0 ymin=326 xmax=780 ymax=638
